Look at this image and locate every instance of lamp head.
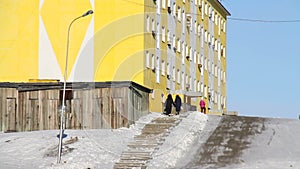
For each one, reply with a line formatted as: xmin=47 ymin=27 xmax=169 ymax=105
xmin=82 ymin=10 xmax=93 ymax=17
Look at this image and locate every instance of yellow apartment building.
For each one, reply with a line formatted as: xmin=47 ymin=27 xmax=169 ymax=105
xmin=0 ymin=0 xmax=230 ymax=116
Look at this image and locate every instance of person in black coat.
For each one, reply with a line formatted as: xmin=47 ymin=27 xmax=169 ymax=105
xmin=175 ymin=95 xmax=182 ymax=115
xmin=164 ymin=94 xmax=175 ymax=116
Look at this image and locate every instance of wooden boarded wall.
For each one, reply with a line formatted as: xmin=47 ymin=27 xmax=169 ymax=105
xmin=0 ymin=88 xmax=18 ymax=132
xmin=0 ymin=84 xmax=150 ymax=132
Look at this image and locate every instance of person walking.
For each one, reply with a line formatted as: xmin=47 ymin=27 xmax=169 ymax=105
xmin=164 ymin=94 xmax=175 ymax=116
xmin=174 ymin=95 xmax=182 ymax=115
xmin=199 ymin=98 xmax=206 ymax=114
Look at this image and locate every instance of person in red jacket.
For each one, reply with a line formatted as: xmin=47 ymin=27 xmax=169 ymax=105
xmin=199 ymin=98 xmax=206 ymax=114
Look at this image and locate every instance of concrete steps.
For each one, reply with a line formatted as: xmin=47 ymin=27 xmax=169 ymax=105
xmin=114 ymin=115 xmax=183 ymax=169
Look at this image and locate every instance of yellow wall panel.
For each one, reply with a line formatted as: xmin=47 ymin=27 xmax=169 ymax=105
xmin=0 ymin=0 xmax=39 ymax=82
xmin=94 ymin=0 xmax=145 ymax=82
xmin=41 ymin=0 xmax=92 ymax=79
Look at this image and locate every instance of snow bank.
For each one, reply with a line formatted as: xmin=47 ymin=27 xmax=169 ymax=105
xmin=148 ymin=112 xmax=208 ymax=168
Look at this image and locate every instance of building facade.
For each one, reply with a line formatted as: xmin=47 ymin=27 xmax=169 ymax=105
xmin=0 ymin=0 xmax=230 ymax=119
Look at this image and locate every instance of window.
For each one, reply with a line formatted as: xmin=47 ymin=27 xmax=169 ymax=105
xmin=186 ymin=45 xmax=189 ymax=57
xmin=152 ymin=19 xmax=155 ymax=31
xmin=162 ymin=26 xmax=166 ymax=42
xmin=167 ymin=62 xmax=170 ymax=75
xmin=146 ymin=15 xmax=150 ymax=32
xmin=201 ymin=55 xmax=204 ymax=75
xmin=181 ymin=72 xmax=185 ymax=90
xmin=182 ymin=10 xmax=185 ymax=32
xmin=204 ymin=30 xmax=207 ymax=42
xmin=194 ymin=21 xmax=197 ymax=35
xmin=208 ymin=6 xmax=211 ymax=19
xmin=201 ymin=1 xmax=204 ymax=20
xmin=151 ymin=54 xmax=155 ymax=70
xmin=157 ymin=0 xmax=161 ymax=14
xmin=156 ymin=57 xmax=160 ymax=83
xmin=201 ymin=27 xmax=204 ymax=48
xmin=162 ymin=60 xmax=165 ymax=75
xmin=173 ymin=3 xmax=176 ymax=17
xmin=146 ymin=51 xmax=150 ymax=68
xmin=167 ymin=29 xmax=170 ymax=43
xmin=197 ymin=24 xmax=201 ymax=36
xmin=193 ymin=51 xmax=197 ymax=63
xmin=156 ymin=22 xmax=160 ymax=48
xmin=204 ymin=2 xmax=208 ymax=15
xmin=182 ymin=42 xmax=185 ymax=63
xmin=221 ymin=19 xmax=224 ymax=31
xmin=215 ymin=39 xmax=218 ymax=51
xmin=185 ymin=74 xmax=188 ymax=85
xmin=177 ymin=69 xmax=180 ymax=83
xmin=172 ymin=66 xmax=176 ymax=81
xmin=161 ymin=94 xmax=165 ymax=103
xmin=178 ymin=6 xmax=181 ymax=21
xmin=177 ymin=39 xmax=181 ymax=52
xmin=190 ymin=48 xmax=193 ymax=61
xmin=172 ymin=34 xmax=176 ymax=48
xmin=162 ymin=0 xmax=166 ymax=9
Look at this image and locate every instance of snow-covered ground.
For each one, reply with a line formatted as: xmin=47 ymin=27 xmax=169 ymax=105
xmin=0 ymin=112 xmax=207 ymax=169
xmin=1 ymin=112 xmax=300 ymax=169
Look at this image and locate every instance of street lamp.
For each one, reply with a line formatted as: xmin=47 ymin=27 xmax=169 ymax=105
xmin=57 ymin=9 xmax=93 ymax=163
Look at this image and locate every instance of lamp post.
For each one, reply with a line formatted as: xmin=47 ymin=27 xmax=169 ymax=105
xmin=57 ymin=9 xmax=93 ymax=163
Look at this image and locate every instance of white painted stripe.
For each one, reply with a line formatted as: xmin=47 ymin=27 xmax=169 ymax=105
xmin=38 ymin=16 xmax=63 ymax=81
xmin=69 ymin=15 xmax=94 ymax=82
xmin=39 ymin=0 xmax=44 ymax=10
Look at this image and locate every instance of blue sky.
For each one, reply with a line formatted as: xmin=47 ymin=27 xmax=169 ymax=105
xmin=222 ymin=0 xmax=300 ymax=119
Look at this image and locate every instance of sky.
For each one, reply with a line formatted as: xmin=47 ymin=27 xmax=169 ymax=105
xmin=222 ymin=0 xmax=300 ymax=119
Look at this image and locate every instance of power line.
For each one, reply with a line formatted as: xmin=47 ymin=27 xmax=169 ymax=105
xmin=228 ymin=17 xmax=300 ymax=23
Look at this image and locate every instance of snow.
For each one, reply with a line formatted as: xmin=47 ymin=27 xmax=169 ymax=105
xmin=0 ymin=112 xmax=205 ymax=169
xmin=1 ymin=112 xmax=300 ymax=169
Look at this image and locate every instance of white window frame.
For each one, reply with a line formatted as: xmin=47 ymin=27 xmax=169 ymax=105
xmin=162 ymin=26 xmax=166 ymax=42
xmin=177 ymin=69 xmax=180 ymax=83
xmin=151 ymin=54 xmax=155 ymax=70
xmin=161 ymin=60 xmax=165 ymax=76
xmin=146 ymin=51 xmax=150 ymax=68
xmin=178 ymin=6 xmax=181 ymax=22
xmin=157 ymin=0 xmax=161 ymax=14
xmin=146 ymin=15 xmax=150 ymax=32
xmin=156 ymin=56 xmax=160 ymax=83
xmin=177 ymin=39 xmax=181 ymax=53
xmin=162 ymin=0 xmax=166 ymax=9
xmin=172 ymin=66 xmax=176 ymax=81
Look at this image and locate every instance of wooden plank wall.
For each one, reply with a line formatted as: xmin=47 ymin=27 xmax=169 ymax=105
xmin=0 ymin=88 xmax=18 ymax=132
xmin=0 ymin=86 xmax=149 ymax=132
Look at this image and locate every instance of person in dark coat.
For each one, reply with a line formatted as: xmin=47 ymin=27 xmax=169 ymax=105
xmin=164 ymin=94 xmax=175 ymax=116
xmin=175 ymin=95 xmax=182 ymax=115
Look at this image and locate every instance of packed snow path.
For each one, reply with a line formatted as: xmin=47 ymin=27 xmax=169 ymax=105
xmin=114 ymin=115 xmax=182 ymax=168
xmin=182 ymin=115 xmax=300 ymax=169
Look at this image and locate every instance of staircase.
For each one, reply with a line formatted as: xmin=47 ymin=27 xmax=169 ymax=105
xmin=114 ymin=116 xmax=182 ymax=169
